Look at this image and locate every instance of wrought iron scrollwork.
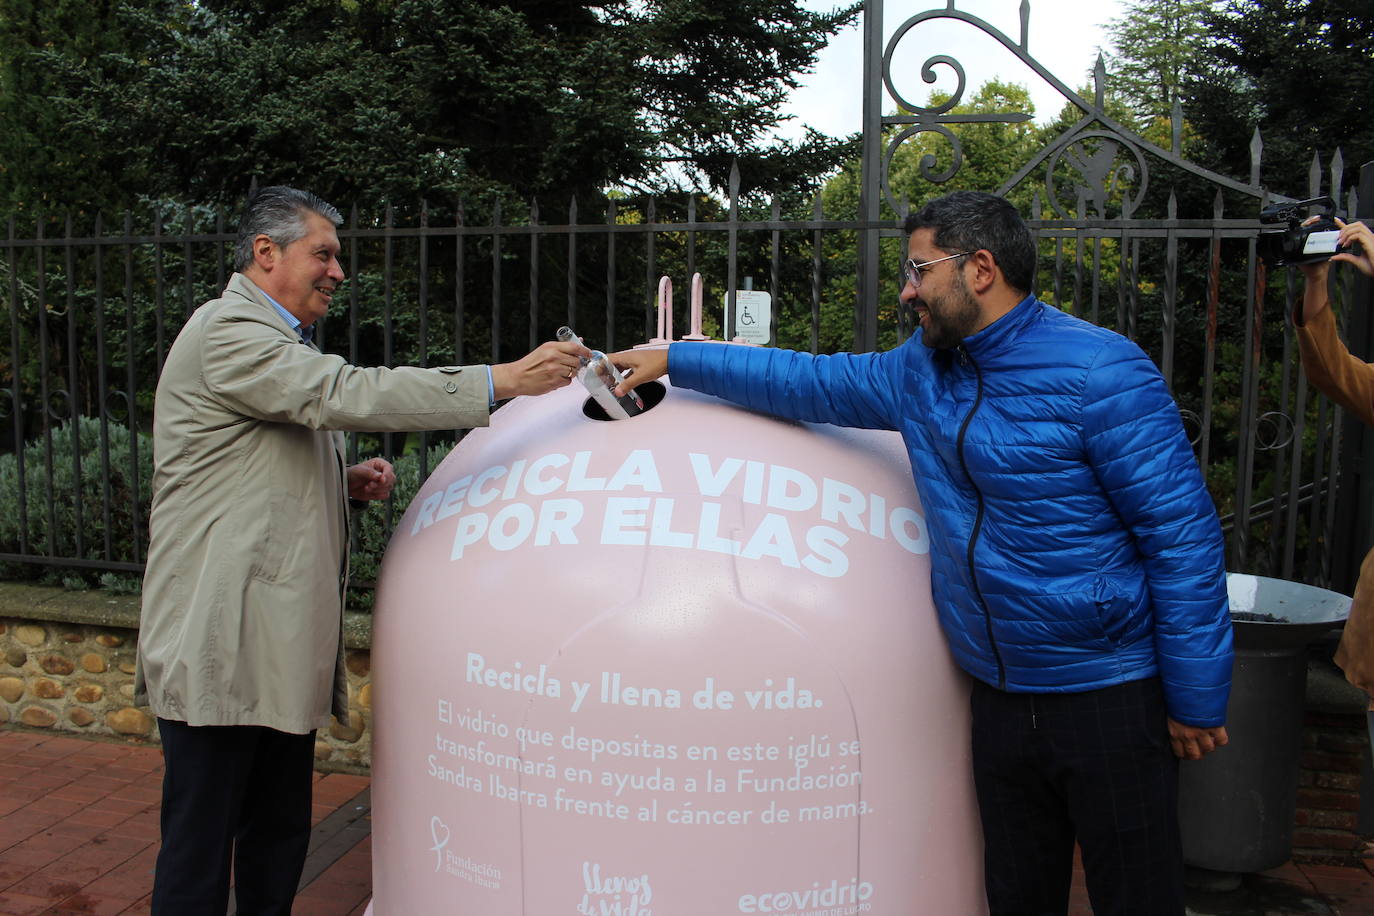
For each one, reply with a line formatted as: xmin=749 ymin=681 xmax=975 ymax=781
xmin=875 ymin=3 xmax=1279 ymax=217
xmin=884 ymin=53 xmax=968 ymax=116
xmin=878 ymin=7 xmax=1039 ymax=217
xmin=1253 ymin=411 xmax=1296 ymax=452
xmin=1179 ymin=408 xmax=1204 ymax=447
xmin=1044 ymin=129 xmax=1149 ymax=220
xmin=884 ymin=124 xmax=964 ymax=187
xmin=104 ymin=389 xmax=132 ymax=423
xmin=45 ymin=389 xmax=74 ymax=422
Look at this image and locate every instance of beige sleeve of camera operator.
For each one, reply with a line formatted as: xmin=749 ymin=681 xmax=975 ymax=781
xmin=1295 ymin=304 xmax=1374 ymax=428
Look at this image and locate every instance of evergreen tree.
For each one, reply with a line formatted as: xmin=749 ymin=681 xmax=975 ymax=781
xmin=0 ymin=0 xmax=861 ymax=213
xmin=1101 ymin=0 xmax=1213 ymax=121
xmin=801 ymin=80 xmax=1043 ymax=354
xmin=0 ymin=0 xmax=174 ymax=214
xmin=1186 ymin=0 xmax=1374 ymax=199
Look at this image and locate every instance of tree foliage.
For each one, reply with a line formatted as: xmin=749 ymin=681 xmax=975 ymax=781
xmin=0 ymin=0 xmax=146 ymax=214
xmin=802 ymin=80 xmax=1043 ymax=354
xmin=0 ymin=0 xmax=860 ymax=214
xmin=1094 ymin=0 xmax=1370 ymax=571
xmin=1185 ymin=0 xmax=1374 ymax=199
xmin=1102 ymin=0 xmax=1213 ymax=121
xmin=1099 ymin=0 xmax=1374 ymax=197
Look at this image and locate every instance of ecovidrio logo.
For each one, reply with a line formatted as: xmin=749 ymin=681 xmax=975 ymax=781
xmin=736 ymin=877 xmax=875 ymax=914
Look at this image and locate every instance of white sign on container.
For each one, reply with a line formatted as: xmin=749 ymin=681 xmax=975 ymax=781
xmin=726 ymin=290 xmax=772 ymax=345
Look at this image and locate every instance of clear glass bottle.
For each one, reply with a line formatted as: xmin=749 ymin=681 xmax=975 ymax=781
xmin=556 ymin=326 xmax=644 ymax=419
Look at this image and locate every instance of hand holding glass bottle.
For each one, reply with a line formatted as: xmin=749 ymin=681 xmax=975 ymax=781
xmin=556 ymin=326 xmax=644 ymax=419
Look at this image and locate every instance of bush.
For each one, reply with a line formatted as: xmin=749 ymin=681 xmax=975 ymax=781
xmin=0 ymin=419 xmax=453 ymax=604
xmin=0 ymin=416 xmax=153 ymax=585
xmin=347 ymin=442 xmax=453 ymax=611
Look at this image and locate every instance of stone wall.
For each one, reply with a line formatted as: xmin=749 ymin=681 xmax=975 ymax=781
xmin=0 ymin=582 xmax=375 ymax=772
xmin=0 ymin=618 xmax=147 ymax=734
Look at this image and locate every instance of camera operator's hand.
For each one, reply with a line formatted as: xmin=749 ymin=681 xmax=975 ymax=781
xmin=1332 ymin=217 xmax=1374 ymax=278
xmin=1297 ymin=217 xmax=1374 ymax=324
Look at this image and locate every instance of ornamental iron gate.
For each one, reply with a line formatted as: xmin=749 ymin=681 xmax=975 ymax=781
xmin=856 ymin=1 xmax=1373 ymax=591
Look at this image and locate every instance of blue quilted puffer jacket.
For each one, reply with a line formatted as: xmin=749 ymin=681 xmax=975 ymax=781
xmin=670 ymin=294 xmax=1233 ymax=727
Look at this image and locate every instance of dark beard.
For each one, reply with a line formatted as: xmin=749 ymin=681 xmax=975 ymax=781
xmin=919 ymin=272 xmax=981 ymax=349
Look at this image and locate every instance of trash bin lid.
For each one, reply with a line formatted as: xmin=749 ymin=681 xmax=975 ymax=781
xmin=1225 ymin=573 xmax=1351 ymax=650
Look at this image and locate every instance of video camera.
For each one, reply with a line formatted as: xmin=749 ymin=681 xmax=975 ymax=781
xmin=1258 ymin=196 xmax=1356 ymax=267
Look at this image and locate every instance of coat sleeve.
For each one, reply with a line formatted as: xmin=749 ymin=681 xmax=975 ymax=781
xmin=1296 ymin=305 xmax=1374 ymax=427
xmin=1081 ymin=338 xmax=1233 ymax=727
xmin=667 ymin=341 xmax=908 ymax=432
xmin=1296 ymin=307 xmax=1374 ymax=697
xmin=201 ymin=306 xmax=493 ymax=432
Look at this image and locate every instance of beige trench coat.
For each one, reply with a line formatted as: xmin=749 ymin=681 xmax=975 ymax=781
xmin=135 ymin=273 xmax=491 ymax=733
xmin=1295 ymin=303 xmax=1374 ymax=697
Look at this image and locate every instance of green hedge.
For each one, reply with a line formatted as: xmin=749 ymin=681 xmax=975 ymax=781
xmin=0 ymin=417 xmax=151 ymax=586
xmin=0 ymin=417 xmax=451 ymax=606
xmin=347 ymin=442 xmax=452 ymax=610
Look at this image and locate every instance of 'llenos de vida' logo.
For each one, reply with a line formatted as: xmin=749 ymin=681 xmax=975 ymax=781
xmin=578 ymin=861 xmax=652 ymax=915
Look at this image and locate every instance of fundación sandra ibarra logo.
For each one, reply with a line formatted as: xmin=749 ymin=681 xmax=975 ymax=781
xmin=428 ymin=816 xmax=502 ymax=889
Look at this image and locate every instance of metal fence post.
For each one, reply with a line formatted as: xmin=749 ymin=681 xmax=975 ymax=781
xmin=854 ymin=0 xmax=883 ymax=354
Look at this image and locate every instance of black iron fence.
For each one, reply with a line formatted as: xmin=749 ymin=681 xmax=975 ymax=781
xmin=0 ymin=170 xmax=892 ymax=587
xmin=3 ymin=163 xmax=1370 ymax=593
xmin=5 ymin=3 xmax=1374 ymax=599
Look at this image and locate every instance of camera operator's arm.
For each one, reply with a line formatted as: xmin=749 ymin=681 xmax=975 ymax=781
xmin=1295 ymin=219 xmax=1374 ymax=703
xmin=1295 ymin=257 xmax=1374 ymax=427
xmin=1297 ymin=259 xmax=1334 ymax=325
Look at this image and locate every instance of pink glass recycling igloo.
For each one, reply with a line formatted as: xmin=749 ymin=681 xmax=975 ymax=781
xmin=366 ymin=333 xmax=985 ymax=914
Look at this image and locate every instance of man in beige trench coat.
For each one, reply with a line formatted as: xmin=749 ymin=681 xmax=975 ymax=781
xmin=135 ymin=186 xmax=587 ymax=915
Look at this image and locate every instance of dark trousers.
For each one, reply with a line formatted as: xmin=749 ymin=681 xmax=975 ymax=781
xmin=152 ymin=718 xmax=316 ymax=916
xmin=970 ymin=677 xmax=1184 ymax=916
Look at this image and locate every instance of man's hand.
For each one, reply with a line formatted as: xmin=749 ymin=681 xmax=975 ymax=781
xmin=1168 ymin=718 xmax=1228 ymax=760
xmin=608 ymin=348 xmax=669 ymax=397
xmin=491 ymin=340 xmax=589 ymax=400
xmin=348 ymin=458 xmax=397 ymax=502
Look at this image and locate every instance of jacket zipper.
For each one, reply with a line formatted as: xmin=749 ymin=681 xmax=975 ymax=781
xmin=955 ymin=346 xmax=1006 ymax=689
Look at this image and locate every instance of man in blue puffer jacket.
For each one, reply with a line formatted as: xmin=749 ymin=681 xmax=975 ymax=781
xmin=612 ymin=191 xmax=1233 ymax=916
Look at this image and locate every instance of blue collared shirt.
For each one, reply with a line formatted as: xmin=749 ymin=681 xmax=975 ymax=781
xmin=261 ymin=291 xmax=315 ymax=344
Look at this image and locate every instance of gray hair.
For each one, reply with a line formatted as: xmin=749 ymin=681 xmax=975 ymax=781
xmin=233 ymin=186 xmax=343 ymax=271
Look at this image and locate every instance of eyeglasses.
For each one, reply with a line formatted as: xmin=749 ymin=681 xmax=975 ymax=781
xmin=899 ymin=251 xmax=971 ymax=290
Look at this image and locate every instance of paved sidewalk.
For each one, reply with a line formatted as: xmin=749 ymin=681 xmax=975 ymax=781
xmin=0 ymin=730 xmax=370 ymax=915
xmin=3 ymin=729 xmax=1374 ymax=915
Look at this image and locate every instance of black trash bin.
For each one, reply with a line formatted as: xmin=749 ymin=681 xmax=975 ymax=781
xmin=1177 ymin=573 xmax=1351 ymax=879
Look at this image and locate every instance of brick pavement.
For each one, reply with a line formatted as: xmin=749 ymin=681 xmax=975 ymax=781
xmin=4 ymin=728 xmax=1374 ymax=915
xmin=0 ymin=731 xmax=369 ymax=916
